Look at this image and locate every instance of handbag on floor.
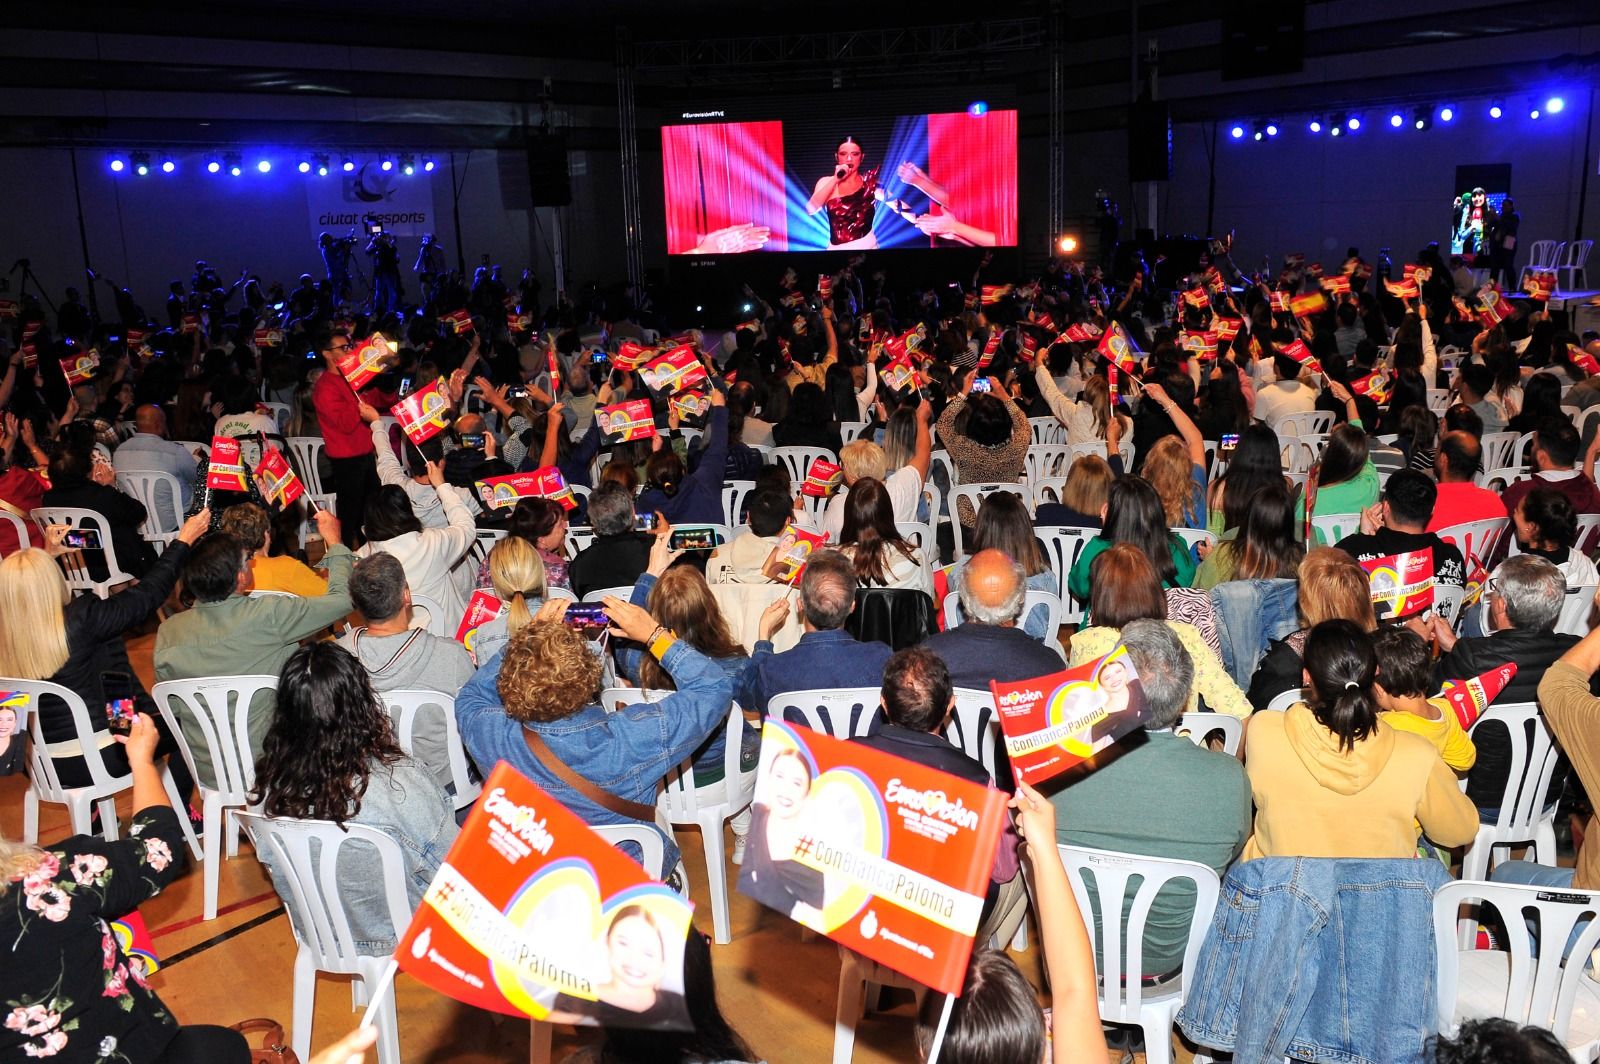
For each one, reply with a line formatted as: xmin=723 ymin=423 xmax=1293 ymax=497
xmin=229 ymin=1018 xmax=300 ymax=1064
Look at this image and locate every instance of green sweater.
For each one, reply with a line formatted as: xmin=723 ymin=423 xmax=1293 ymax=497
xmin=1067 ymin=533 xmax=1195 ymax=607
xmin=1050 ymin=729 xmax=1251 ymax=976
xmin=154 ymin=545 xmax=355 ymax=785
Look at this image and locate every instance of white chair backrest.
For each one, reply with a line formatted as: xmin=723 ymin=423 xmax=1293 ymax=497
xmin=942 ymin=588 xmax=1064 ymax=650
xmin=1432 ymin=879 xmax=1600 ymax=1048
xmin=1562 ymin=237 xmax=1594 ymax=272
xmin=944 ymin=687 xmax=1002 ymax=780
xmin=378 ymin=689 xmax=482 ymax=811
xmin=406 ymin=593 xmax=453 ymax=638
xmin=950 ymin=483 xmax=1033 ymax=558
xmin=899 ymin=521 xmax=937 ymax=559
xmin=722 ymin=479 xmax=756 ymax=528
xmin=564 ymin=526 xmax=596 ymax=556
xmin=1555 ymin=583 xmax=1597 ymax=637
xmin=1474 ymin=466 xmax=1531 ymax=492
xmin=1178 ymin=712 xmax=1244 ymax=756
xmin=11 ymin=676 xmax=129 ymax=807
xmin=1309 ymin=512 xmax=1362 ymax=546
xmin=114 ymin=470 xmax=185 ymax=547
xmin=607 ymin=688 xmax=751 ymax=817
xmin=470 ymin=527 xmax=508 ymax=568
xmin=176 ymin=440 xmax=211 ymax=460
xmin=1274 ymin=411 xmax=1333 ymax=437
xmin=1525 ymin=239 xmax=1558 ymax=269
xmin=1281 ymin=435 xmax=1323 ymax=475
xmin=261 ymin=401 xmax=292 ymax=434
xmin=1436 ymin=518 xmax=1509 ymax=571
xmin=771 ymin=446 xmax=834 ymax=485
xmin=1030 ymin=476 xmax=1068 ymax=506
xmin=840 ymin=420 xmax=870 ymax=443
xmin=1028 ymin=416 xmax=1065 ymax=445
xmin=1264 ymin=687 xmax=1306 ymax=712
xmin=1023 ymin=443 xmax=1075 ymax=484
xmin=928 ymin=449 xmax=956 ymax=495
xmin=1170 ymin=527 xmax=1216 ymax=558
xmin=919 ymin=479 xmax=943 ymax=524
xmin=581 ymin=584 xmax=635 ymax=604
xmin=1509 ymin=431 xmax=1536 ymax=469
xmin=1465 ymin=702 xmax=1563 ymax=837
xmin=767 ymin=688 xmax=882 ymax=740
xmin=30 ymin=506 xmax=136 ymax=598
xmin=590 ymin=823 xmax=669 ymax=882
xmin=286 ymin=437 xmax=328 ymax=496
xmin=1426 ymin=389 xmax=1451 ymax=415
xmin=1479 ymin=432 xmax=1520 ymax=472
xmin=236 ymin=812 xmax=413 ymax=976
xmin=1432 ymin=584 xmax=1466 ymax=632
xmin=1035 ymin=525 xmax=1099 ymax=623
xmin=1576 ymin=406 xmax=1600 ymax=445
xmin=150 ymin=675 xmax=279 ymax=797
xmin=0 ymin=509 xmax=37 ymax=557
xmin=1058 ymin=845 xmax=1221 ymax=1022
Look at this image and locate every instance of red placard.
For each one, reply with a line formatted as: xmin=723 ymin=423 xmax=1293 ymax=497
xmin=206 ymin=437 xmax=250 ymax=492
xmin=1321 ymin=275 xmax=1352 ymax=295
xmin=1480 ymin=295 xmax=1514 ymax=325
xmin=455 ymin=589 xmax=507 ymax=648
xmin=639 ymin=346 xmax=708 ymax=395
xmin=19 ymin=343 xmax=37 ymax=369
xmin=1360 ymin=548 xmax=1435 ymax=620
xmin=253 ymin=327 xmax=283 ymax=348
xmin=0 ymin=299 xmax=16 ymax=320
xmin=735 ymin=720 xmax=1006 ymax=995
xmin=1180 ymin=330 xmax=1219 ymax=360
xmin=980 ymin=284 xmax=1013 ymax=305
xmin=391 ymin=379 xmax=453 ymax=446
xmin=989 ymin=645 xmax=1149 ymax=786
xmin=59 ymin=351 xmax=100 ymax=387
xmin=394 ymin=763 xmax=694 ymax=1029
xmin=507 ymin=310 xmax=533 ymax=333
xmin=612 ymin=341 xmax=651 ymax=371
xmin=977 ymin=331 xmax=1002 ymax=370
xmin=124 ymin=327 xmax=146 ymax=346
xmin=1285 ymin=252 xmax=1306 ymax=267
xmin=800 ymin=459 xmax=843 ymax=498
xmin=1571 ymin=347 xmax=1600 ymax=377
xmin=1384 ymin=278 xmax=1420 ymax=300
xmin=1438 ymin=663 xmax=1516 ymax=731
xmin=596 ymin=400 xmax=657 ymax=444
xmin=338 ymin=336 xmax=394 ymax=390
xmin=546 ymin=351 xmax=561 ymax=396
xmin=442 ymin=309 xmax=473 ymax=335
xmin=818 ymin=274 xmax=833 ymax=301
xmin=529 ymin=466 xmax=578 ymax=511
xmin=1062 ymin=322 xmax=1102 ymax=344
xmin=1350 ymin=370 xmax=1392 ymax=403
xmin=1524 ymin=272 xmax=1557 ymax=302
xmin=1095 ymin=323 xmax=1138 ymax=373
xmin=669 ymin=391 xmax=711 ymax=425
xmin=1181 ymin=287 xmax=1210 ymax=309
xmin=476 ymin=472 xmax=542 ymax=511
xmin=762 ymin=523 xmax=828 ymax=584
xmin=20 ymin=320 xmax=41 ymax=341
xmin=1214 ymin=317 xmax=1242 ymax=342
xmin=256 ymin=447 xmax=305 ymax=508
xmin=881 ymin=359 xmax=920 ymax=395
xmin=180 ymin=314 xmax=200 ymax=335
xmin=1278 ymin=338 xmax=1321 ymax=375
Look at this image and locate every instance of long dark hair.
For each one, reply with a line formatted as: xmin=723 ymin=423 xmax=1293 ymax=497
xmin=825 ymin=363 xmax=858 ymax=422
xmin=1202 ymin=366 xmax=1250 ymax=435
xmin=916 ymin=950 xmax=1044 ymax=1064
xmin=363 ymin=485 xmax=424 ymax=542
xmin=1517 ymin=372 xmax=1564 ymax=425
xmin=1103 ymin=476 xmax=1178 ymax=585
xmin=783 ymin=382 xmax=833 ymax=428
xmin=507 ymin=497 xmax=565 ymax=547
xmin=839 ymin=477 xmax=917 ymax=586
xmin=972 ymin=491 xmax=1046 ymax=576
xmin=250 ymin=642 xmax=406 ymax=825
xmin=1302 ymin=618 xmax=1379 ymax=752
xmin=1234 ymin=483 xmax=1303 ymax=580
xmin=1217 ymin=423 xmax=1283 ymax=532
xmin=594 ymin=927 xmax=755 ymax=1064
xmin=1316 ymin=424 xmax=1368 ymax=488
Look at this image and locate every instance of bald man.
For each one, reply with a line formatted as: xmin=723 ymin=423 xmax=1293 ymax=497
xmin=113 ymin=403 xmax=199 ymax=517
xmin=921 ymin=548 xmax=1063 ymax=691
xmin=1427 ymin=430 xmax=1505 ymax=534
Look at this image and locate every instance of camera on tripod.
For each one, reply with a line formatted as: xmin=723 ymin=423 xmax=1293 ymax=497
xmin=363 ymin=213 xmax=385 ymax=237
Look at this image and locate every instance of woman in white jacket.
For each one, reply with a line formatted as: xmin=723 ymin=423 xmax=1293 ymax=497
xmin=356 ymin=460 xmax=477 ymax=623
xmin=1034 ymin=361 xmax=1131 ymax=445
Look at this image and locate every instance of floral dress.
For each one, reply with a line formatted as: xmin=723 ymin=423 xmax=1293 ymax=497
xmin=1 ymin=808 xmax=186 ymax=1062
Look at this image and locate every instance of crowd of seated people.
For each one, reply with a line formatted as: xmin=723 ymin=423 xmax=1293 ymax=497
xmin=4 ymin=241 xmax=1600 ymax=1063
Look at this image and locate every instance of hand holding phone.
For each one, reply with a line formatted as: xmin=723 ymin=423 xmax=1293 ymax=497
xmin=970 ymin=378 xmax=992 ymax=394
xmin=669 ymin=526 xmax=718 ymax=551
xmin=63 ymin=528 xmax=102 ymax=551
xmin=1219 ymin=432 xmax=1239 ymax=457
xmin=103 ymin=672 xmax=136 ymax=736
xmin=563 ymin=604 xmax=610 ymax=634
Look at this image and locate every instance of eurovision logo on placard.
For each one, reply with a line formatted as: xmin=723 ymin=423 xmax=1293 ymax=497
xmin=596 ymin=400 xmax=658 ymax=445
xmin=735 ymin=720 xmax=1006 ymax=995
xmin=205 ymin=437 xmax=250 ymax=492
xmin=394 ymin=763 xmax=694 ymax=1030
xmin=1360 ymin=548 xmax=1435 ymax=620
xmin=455 ymin=589 xmax=507 ymax=656
xmin=391 ymin=379 xmax=453 ymax=446
xmin=989 ymin=646 xmax=1150 ymax=786
xmin=256 ymin=447 xmax=305 ymax=508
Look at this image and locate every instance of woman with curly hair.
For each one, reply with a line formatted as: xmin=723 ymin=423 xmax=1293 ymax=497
xmin=1138 ymin=381 xmax=1209 ymax=529
xmin=250 ymin=641 xmax=457 ymax=955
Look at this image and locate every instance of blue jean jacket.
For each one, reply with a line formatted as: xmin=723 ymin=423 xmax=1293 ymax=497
xmin=457 ymin=639 xmax=733 ymax=872
xmin=1210 ymin=578 xmax=1299 ymax=688
xmin=1177 ymin=857 xmax=1452 ymax=1064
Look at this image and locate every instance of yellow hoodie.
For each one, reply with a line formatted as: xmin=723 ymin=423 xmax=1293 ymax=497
xmin=1241 ymin=704 xmax=1480 ymax=861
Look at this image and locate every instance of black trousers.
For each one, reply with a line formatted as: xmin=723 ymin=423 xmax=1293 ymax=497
xmin=328 ymin=452 xmax=380 ymax=548
xmin=153 ymin=1025 xmax=250 ymax=1064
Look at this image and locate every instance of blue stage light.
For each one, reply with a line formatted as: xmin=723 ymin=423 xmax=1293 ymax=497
xmin=297 ymin=158 xmax=311 ymax=173
xmin=257 ymin=159 xmax=272 ymax=173
xmin=1489 ymin=101 xmax=1503 ymax=119
xmin=1530 ymin=106 xmax=1541 ymax=120
xmin=1347 ymin=115 xmax=1362 ymax=131
xmin=380 ymin=156 xmax=393 ymax=172
xmin=342 ymin=157 xmax=355 ymax=172
xmin=1229 ymin=125 xmax=1244 ymax=139
xmin=132 ymin=152 xmax=150 ymax=176
xmin=1266 ymin=123 xmax=1278 ymax=137
xmin=109 ymin=155 xmax=126 ymax=173
xmin=1547 ymin=97 xmax=1565 ymax=115
xmin=1439 ymin=106 xmax=1454 ymax=122
xmin=1389 ymin=112 xmax=1403 ymax=128
xmin=160 ymin=156 xmax=175 ymax=173
xmin=422 ymin=157 xmax=436 ymax=172
xmin=1308 ymin=118 xmax=1322 ymax=133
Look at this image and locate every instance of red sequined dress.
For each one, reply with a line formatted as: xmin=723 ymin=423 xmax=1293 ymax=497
xmin=826 ymin=169 xmax=879 ymax=245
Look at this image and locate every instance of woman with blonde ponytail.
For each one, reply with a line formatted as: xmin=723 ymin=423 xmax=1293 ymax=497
xmin=471 ymin=536 xmax=549 ymax=665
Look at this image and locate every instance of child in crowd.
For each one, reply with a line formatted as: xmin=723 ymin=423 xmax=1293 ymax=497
xmin=1370 ymin=626 xmax=1477 ymax=773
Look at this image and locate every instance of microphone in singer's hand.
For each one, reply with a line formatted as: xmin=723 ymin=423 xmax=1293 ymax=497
xmin=835 ymin=166 xmax=848 ymax=180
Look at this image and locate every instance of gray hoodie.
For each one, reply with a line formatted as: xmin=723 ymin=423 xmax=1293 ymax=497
xmin=337 ymin=627 xmax=477 ymax=789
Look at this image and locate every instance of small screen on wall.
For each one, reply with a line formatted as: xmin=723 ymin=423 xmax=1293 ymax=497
xmin=1451 ymin=164 xmax=1511 ymax=258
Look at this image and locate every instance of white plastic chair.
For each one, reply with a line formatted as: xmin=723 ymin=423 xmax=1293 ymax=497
xmin=771 ymin=445 xmax=835 ymax=485
xmin=1036 ymin=525 xmax=1100 ymax=625
xmin=468 ymin=526 xmax=508 ymax=569
xmin=722 ymin=479 xmax=756 ymax=528
xmin=950 ymin=483 xmax=1033 ymax=559
xmin=236 ymin=813 xmax=412 ymax=1064
xmin=378 ymin=690 xmax=482 ymax=813
xmin=1273 ymin=411 xmax=1333 ymax=437
xmin=1557 ymin=238 xmax=1594 ymax=292
xmin=150 ymin=675 xmax=278 ymax=921
xmin=767 ymin=687 xmax=883 ymax=740
xmin=176 ymin=439 xmax=211 ymax=461
xmin=404 ymin=592 xmax=453 ymax=638
xmin=1436 ymin=518 xmax=1510 ymax=572
xmin=564 ymin=526 xmax=596 ymax=557
xmin=1264 ymin=687 xmax=1307 ymax=712
xmin=1281 ymin=434 xmax=1324 ymax=475
xmin=1509 ymin=432 xmax=1536 ymax=470
xmin=1433 ymin=584 xmax=1467 ymax=633
xmin=1023 ymin=443 xmax=1075 ymax=484
xmin=590 ymin=822 xmax=669 ymax=882
xmin=839 ymin=420 xmax=870 ymax=443
xmin=1475 ymin=466 xmax=1531 ymax=491
xmin=942 ymin=588 xmax=1065 ymax=656
xmin=1479 ymin=432 xmax=1520 ymax=473
xmin=0 ymin=509 xmax=37 ymax=558
xmin=1030 ymin=476 xmax=1069 ymax=506
xmin=1054 ymin=846 xmax=1222 ymax=1064
xmin=1556 ymin=583 xmax=1597 ymax=637
xmin=605 ymin=689 xmax=754 ymax=944
xmin=1459 ymin=702 xmax=1562 ymax=882
xmin=1309 ymin=512 xmax=1362 ymax=546
xmin=1433 ymin=879 xmax=1600 ymax=1061
xmin=1028 ymin=416 xmax=1065 ymax=445
xmin=1426 ymin=388 xmax=1452 ymax=415
xmin=261 ymin=401 xmax=292 ymax=434
xmin=944 ymin=687 xmax=1003 ymax=781
xmin=286 ymin=436 xmax=330 ymax=497
xmin=1519 ymin=239 xmax=1560 ymax=287
xmin=581 ymin=584 xmax=636 ymax=604
xmin=30 ymin=506 xmax=137 ymax=598
xmin=114 ymin=470 xmax=186 ymax=553
xmin=1178 ymin=713 xmax=1243 ymax=756
xmin=10 ymin=676 xmax=198 ymax=855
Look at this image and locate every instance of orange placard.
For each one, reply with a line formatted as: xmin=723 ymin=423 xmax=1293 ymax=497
xmin=990 ymin=645 xmax=1149 ymax=786
xmin=800 ymin=459 xmax=843 ymax=498
xmin=735 ymin=720 xmax=1006 ymax=995
xmin=394 ymin=764 xmax=694 ymax=1029
xmin=455 ymin=589 xmax=506 ymax=648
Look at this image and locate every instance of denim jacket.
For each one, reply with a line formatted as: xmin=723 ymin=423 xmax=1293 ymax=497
xmin=457 ymin=638 xmax=733 ymax=872
xmin=1177 ymin=857 xmax=1452 ymax=1064
xmin=259 ymin=756 xmax=458 ymax=956
xmin=1210 ymin=578 xmax=1299 ymax=688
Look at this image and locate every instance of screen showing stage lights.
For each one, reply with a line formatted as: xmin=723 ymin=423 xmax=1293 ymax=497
xmin=661 ymin=109 xmax=1018 ymax=254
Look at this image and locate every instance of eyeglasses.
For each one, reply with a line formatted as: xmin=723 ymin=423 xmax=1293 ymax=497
xmin=329 ymin=342 xmax=351 ymax=353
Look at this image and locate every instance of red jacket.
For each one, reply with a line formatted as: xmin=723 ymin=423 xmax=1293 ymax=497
xmin=0 ymin=467 xmax=47 ymax=555
xmin=312 ymin=371 xmax=397 ymax=459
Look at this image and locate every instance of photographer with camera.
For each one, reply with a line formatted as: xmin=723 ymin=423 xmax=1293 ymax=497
xmin=366 ymin=219 xmax=403 ymax=318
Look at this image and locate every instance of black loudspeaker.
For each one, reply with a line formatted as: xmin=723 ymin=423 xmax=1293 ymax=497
xmin=1128 ymin=100 xmax=1170 ymax=183
xmin=1220 ymin=2 xmax=1304 ymax=81
xmin=527 ymin=135 xmax=571 ymax=207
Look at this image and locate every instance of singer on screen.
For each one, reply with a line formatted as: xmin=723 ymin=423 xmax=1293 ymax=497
xmin=805 ymin=137 xmax=880 ymax=250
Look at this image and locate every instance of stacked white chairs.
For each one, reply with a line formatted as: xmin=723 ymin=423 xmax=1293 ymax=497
xmin=1556 ymin=237 xmax=1594 ymax=291
xmin=150 ymin=675 xmax=279 ymax=921
xmin=285 ymin=436 xmax=334 ymax=510
xmin=840 ymin=420 xmax=870 ymax=443
xmin=236 ymin=812 xmax=411 ymax=1064
xmin=30 ymin=505 xmax=137 ymax=598
xmin=767 ymin=688 xmax=883 ymax=740
xmin=1178 ymin=712 xmax=1244 ymax=756
xmin=11 ymin=676 xmax=200 ymax=855
xmin=1031 ymin=477 xmax=1069 ymax=506
xmin=115 ymin=470 xmax=186 ymax=553
xmin=377 ymin=689 xmax=482 ymax=813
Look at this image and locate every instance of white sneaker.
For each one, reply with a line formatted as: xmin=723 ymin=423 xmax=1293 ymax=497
xmin=731 ymin=834 xmax=747 ymax=865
